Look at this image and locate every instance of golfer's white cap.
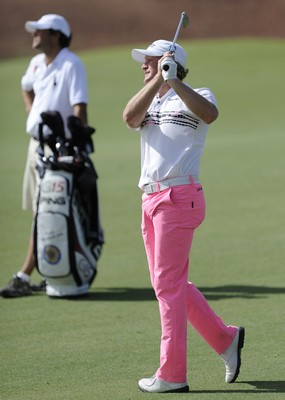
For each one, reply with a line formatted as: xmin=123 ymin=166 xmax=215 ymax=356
xmin=132 ymin=39 xmax=187 ymax=69
xmin=25 ymin=14 xmax=71 ymax=38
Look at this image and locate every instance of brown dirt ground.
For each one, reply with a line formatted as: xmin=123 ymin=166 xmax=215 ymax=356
xmin=1 ymin=0 xmax=285 ymax=59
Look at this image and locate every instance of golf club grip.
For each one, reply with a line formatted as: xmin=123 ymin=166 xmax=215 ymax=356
xmin=162 ymin=42 xmax=175 ymax=71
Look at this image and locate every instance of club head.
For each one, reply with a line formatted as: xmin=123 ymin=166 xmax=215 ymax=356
xmin=182 ymin=12 xmax=190 ymax=29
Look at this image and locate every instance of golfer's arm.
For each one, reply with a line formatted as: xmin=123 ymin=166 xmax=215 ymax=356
xmin=123 ymin=77 xmax=162 ymax=129
xmin=22 ymin=89 xmax=34 ymax=113
xmin=168 ymin=79 xmax=218 ymax=124
xmin=73 ymin=103 xmax=88 ymax=125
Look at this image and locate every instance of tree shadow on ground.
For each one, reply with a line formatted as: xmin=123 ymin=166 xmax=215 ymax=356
xmin=69 ymin=285 xmax=285 ymax=302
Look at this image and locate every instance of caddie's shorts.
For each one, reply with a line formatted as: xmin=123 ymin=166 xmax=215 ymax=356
xmin=22 ymin=138 xmax=39 ymax=212
xmin=22 ymin=138 xmax=52 ymax=213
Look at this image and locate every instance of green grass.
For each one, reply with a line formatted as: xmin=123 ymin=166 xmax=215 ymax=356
xmin=0 ymin=38 xmax=285 ymax=399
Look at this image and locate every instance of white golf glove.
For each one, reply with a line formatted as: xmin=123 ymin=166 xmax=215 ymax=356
xmin=161 ymin=57 xmax=177 ymax=81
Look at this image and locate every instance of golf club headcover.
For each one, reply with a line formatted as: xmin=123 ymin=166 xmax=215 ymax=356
xmin=161 ymin=57 xmax=177 ymax=81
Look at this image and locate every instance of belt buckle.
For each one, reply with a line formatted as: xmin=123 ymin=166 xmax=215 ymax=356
xmin=144 ymin=184 xmax=152 ymax=195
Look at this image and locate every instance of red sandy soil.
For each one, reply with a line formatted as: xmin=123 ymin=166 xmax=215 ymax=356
xmin=1 ymin=0 xmax=284 ymax=59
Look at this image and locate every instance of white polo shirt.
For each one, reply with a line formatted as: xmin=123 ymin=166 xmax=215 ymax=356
xmin=137 ymin=86 xmax=217 ymax=188
xmin=21 ymin=48 xmax=88 ymax=138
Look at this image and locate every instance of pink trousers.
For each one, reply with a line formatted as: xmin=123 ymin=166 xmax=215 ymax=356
xmin=141 ymin=183 xmax=237 ymax=383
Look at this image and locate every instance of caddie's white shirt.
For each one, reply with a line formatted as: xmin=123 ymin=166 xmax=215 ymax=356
xmin=21 ymin=48 xmax=88 ymax=138
xmin=137 ymin=85 xmax=217 ymax=188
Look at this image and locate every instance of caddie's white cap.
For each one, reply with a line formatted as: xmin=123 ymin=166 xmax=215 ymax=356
xmin=25 ymin=14 xmax=71 ymax=38
xmin=132 ymin=39 xmax=187 ymax=68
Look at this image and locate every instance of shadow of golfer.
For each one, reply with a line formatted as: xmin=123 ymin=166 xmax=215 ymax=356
xmin=200 ymin=285 xmax=285 ymax=301
xmin=66 ymin=284 xmax=285 ymax=301
xmin=240 ymin=381 xmax=285 ymax=392
xmin=191 ymin=380 xmax=285 ymax=394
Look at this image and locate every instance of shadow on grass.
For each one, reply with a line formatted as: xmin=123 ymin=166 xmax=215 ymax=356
xmin=72 ymin=285 xmax=285 ymax=302
xmin=241 ymin=381 xmax=285 ymax=392
xmin=200 ymin=285 xmax=285 ymax=301
xmin=191 ymin=380 xmax=285 ymax=393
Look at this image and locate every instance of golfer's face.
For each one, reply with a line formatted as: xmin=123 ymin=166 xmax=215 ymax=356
xmin=142 ymin=56 xmax=160 ymax=84
xmin=31 ymin=29 xmax=52 ymax=50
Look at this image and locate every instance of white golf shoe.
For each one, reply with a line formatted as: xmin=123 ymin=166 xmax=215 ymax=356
xmin=221 ymin=326 xmax=245 ymax=383
xmin=138 ymin=375 xmax=189 ymax=393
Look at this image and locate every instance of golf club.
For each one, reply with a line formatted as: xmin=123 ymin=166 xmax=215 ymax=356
xmin=163 ymin=11 xmax=190 ymax=71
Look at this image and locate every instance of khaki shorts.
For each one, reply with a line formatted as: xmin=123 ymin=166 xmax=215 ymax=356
xmin=22 ymin=138 xmax=40 ymax=212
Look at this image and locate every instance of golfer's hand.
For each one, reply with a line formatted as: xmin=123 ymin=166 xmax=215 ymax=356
xmin=161 ymin=53 xmax=177 ymax=81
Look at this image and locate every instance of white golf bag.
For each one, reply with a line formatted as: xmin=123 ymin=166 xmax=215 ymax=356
xmin=34 ymin=111 xmax=104 ymax=297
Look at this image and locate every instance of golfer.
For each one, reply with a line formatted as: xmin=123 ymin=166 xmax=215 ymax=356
xmin=1 ymin=14 xmax=89 ymax=297
xmin=123 ymin=40 xmax=245 ymax=393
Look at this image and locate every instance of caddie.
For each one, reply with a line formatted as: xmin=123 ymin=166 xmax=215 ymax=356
xmin=1 ymin=14 xmax=89 ymax=298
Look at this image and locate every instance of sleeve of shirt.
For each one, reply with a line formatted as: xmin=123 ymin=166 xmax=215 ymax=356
xmin=195 ymin=87 xmax=218 ymax=108
xmin=127 ymin=125 xmax=141 ymax=133
xmin=21 ymin=57 xmax=37 ymax=91
xmin=67 ymin=59 xmax=88 ymax=106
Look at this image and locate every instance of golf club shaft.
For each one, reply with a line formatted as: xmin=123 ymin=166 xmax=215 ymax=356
xmin=170 ymin=11 xmax=187 ymax=52
xmin=163 ymin=11 xmax=189 ymax=71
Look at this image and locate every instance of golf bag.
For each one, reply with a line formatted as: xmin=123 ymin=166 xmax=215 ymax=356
xmin=34 ymin=111 xmax=104 ymax=297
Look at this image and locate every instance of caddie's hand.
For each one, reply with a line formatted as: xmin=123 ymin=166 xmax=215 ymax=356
xmin=160 ymin=53 xmax=177 ymax=81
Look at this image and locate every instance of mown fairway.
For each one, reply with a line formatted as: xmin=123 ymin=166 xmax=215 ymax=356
xmin=0 ymin=39 xmax=284 ymax=399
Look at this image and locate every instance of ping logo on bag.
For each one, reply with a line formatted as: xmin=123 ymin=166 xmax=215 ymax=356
xmin=38 ymin=174 xmax=70 ymax=216
xmin=40 ymin=196 xmax=66 ymax=206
